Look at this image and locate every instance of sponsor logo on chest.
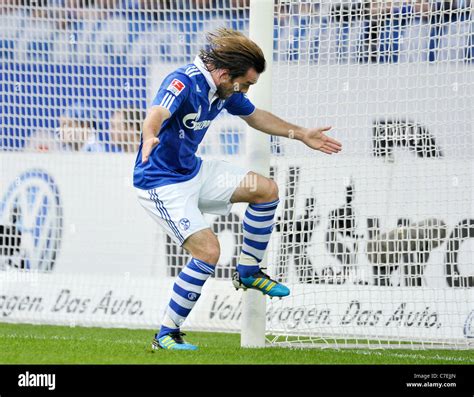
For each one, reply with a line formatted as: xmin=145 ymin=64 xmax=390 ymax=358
xmin=182 ymin=105 xmax=212 ymax=131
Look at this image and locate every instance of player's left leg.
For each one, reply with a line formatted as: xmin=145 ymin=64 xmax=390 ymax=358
xmin=198 ymin=159 xmax=289 ymax=298
xmin=230 ymin=172 xmax=290 ymax=297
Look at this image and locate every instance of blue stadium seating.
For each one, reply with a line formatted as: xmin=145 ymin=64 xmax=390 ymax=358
xmin=0 ymin=4 xmax=472 ymax=150
xmin=0 ymin=63 xmax=147 ymax=149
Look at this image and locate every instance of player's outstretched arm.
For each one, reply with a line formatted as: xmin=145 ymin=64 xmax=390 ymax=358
xmin=241 ymin=108 xmax=342 ymax=155
xmin=141 ymin=106 xmax=171 ymax=163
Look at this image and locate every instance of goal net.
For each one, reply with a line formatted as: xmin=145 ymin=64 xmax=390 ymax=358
xmin=0 ymin=0 xmax=473 ymax=350
xmin=267 ymin=0 xmax=473 ymax=349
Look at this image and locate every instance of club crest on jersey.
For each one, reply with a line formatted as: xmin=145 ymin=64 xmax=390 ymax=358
xmin=182 ymin=105 xmax=212 ymax=131
xmin=167 ymin=79 xmax=185 ymax=96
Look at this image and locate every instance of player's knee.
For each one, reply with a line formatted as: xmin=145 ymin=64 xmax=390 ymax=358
xmin=199 ymin=245 xmax=220 ymax=265
xmin=253 ymin=178 xmax=279 ymax=203
xmin=268 ymin=179 xmax=279 ymax=201
xmin=193 ymin=241 xmax=220 ymax=265
xmin=184 ymin=230 xmax=221 ymax=264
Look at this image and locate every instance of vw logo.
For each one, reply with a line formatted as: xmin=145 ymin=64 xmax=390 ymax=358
xmin=0 ymin=169 xmax=63 ymax=272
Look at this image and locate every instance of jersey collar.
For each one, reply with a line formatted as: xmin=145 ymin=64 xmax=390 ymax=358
xmin=193 ymin=55 xmax=218 ymax=104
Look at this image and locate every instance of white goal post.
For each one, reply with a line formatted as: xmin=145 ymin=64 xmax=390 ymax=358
xmin=241 ymin=0 xmax=274 ymax=348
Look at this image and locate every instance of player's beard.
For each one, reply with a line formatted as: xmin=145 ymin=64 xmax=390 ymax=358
xmin=216 ymin=83 xmax=234 ymax=100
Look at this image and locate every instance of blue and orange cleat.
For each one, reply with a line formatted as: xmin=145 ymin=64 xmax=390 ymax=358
xmin=151 ymin=332 xmax=198 ymax=351
xmin=232 ymin=269 xmax=290 ymax=298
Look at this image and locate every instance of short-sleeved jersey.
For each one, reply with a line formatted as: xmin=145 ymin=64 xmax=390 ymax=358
xmin=133 ymin=61 xmax=256 ymax=190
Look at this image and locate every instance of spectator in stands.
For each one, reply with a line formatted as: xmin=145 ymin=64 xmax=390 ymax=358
xmin=51 ymin=0 xmax=120 ymax=63
xmin=463 ymin=1 xmax=473 ymax=62
xmin=361 ymin=0 xmax=473 ymax=64
xmin=357 ymin=0 xmax=431 ymax=63
xmin=65 ymin=0 xmax=119 ymax=20
xmin=57 ymin=101 xmax=105 ymax=152
xmin=0 ymin=0 xmax=19 ymax=7
xmin=107 ymin=107 xmax=144 ymax=153
xmin=74 ymin=0 xmax=134 ymax=65
xmin=24 ymin=129 xmax=66 ymax=152
xmin=0 ymin=0 xmax=26 ymax=60
xmin=276 ymin=1 xmax=321 ymax=62
xmin=426 ymin=0 xmax=473 ymax=62
xmin=13 ymin=0 xmax=61 ymax=62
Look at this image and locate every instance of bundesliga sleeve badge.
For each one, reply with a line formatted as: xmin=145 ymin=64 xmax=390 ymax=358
xmin=167 ymin=79 xmax=186 ymax=96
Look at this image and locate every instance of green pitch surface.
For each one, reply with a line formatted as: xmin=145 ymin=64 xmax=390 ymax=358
xmin=0 ymin=323 xmax=472 ymax=364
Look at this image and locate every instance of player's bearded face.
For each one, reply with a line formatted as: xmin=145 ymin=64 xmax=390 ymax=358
xmin=216 ymin=69 xmax=259 ymax=99
xmin=216 ymin=79 xmax=237 ymax=99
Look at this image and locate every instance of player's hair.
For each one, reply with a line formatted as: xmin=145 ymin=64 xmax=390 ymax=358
xmin=199 ymin=28 xmax=266 ymax=79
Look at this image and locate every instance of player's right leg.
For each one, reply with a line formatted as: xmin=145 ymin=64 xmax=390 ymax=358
xmin=136 ymin=180 xmax=219 ymax=351
xmin=152 ymin=229 xmax=219 ymax=351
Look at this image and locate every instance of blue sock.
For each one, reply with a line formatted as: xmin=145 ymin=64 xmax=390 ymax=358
xmin=158 ymin=258 xmax=215 ymax=338
xmin=157 ymin=325 xmax=178 ymax=339
xmin=237 ymin=199 xmax=279 ymax=278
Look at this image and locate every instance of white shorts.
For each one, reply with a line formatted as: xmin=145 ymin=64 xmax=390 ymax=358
xmin=136 ymin=159 xmax=250 ymax=246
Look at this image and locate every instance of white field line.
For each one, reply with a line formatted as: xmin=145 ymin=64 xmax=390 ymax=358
xmin=338 ymin=349 xmax=474 ymax=364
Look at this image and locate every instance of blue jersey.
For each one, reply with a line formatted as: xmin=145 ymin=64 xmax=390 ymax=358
xmin=133 ymin=58 xmax=256 ymax=190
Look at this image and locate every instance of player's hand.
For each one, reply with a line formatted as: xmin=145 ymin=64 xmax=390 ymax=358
xmin=302 ymin=126 xmax=342 ymax=155
xmin=141 ymin=137 xmax=160 ymax=163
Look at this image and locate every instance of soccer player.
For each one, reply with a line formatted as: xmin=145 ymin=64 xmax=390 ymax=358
xmin=134 ymin=28 xmax=342 ymax=351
